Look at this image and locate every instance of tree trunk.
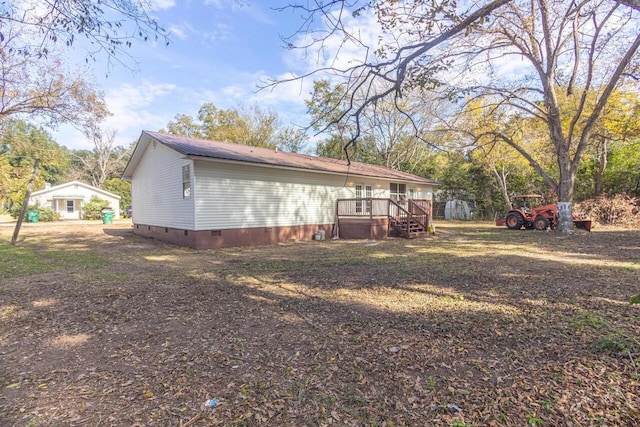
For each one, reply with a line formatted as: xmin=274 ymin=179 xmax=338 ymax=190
xmin=491 ymin=165 xmax=512 ymax=209
xmin=11 ymin=159 xmax=40 ymax=245
xmin=557 ymin=162 xmax=576 ymax=234
xmin=594 ymin=136 xmax=608 ymax=196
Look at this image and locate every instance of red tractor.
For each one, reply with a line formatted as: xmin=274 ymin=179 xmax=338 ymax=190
xmin=498 ymin=194 xmax=592 ymax=231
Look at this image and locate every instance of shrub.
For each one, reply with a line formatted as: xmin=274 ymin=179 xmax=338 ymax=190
xmin=82 ymin=196 xmax=109 ymax=220
xmin=8 ymin=204 xmax=22 ymax=219
xmin=8 ymin=204 xmax=59 ymax=222
xmin=35 ymin=207 xmax=59 ymax=222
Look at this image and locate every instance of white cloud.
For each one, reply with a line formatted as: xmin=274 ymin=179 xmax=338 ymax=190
xmin=52 ymin=80 xmax=182 ymax=150
xmin=287 ymin=9 xmax=383 ymax=75
xmin=52 ymin=72 xmax=313 ymax=151
xmin=102 ymin=81 xmax=180 ymax=144
xmin=203 ymin=0 xmax=223 ymax=8
xmin=239 ymin=1 xmax=276 ymax=25
xmin=149 ymin=0 xmax=176 ymax=10
xmin=202 ymin=23 xmax=233 ymax=42
xmin=106 ymin=81 xmax=178 ymax=110
xmin=168 ymin=24 xmax=188 ymax=40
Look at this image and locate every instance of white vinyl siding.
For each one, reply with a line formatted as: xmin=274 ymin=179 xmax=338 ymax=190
xmin=130 ymin=142 xmax=195 ymax=229
xmin=126 ymin=136 xmax=436 ymax=232
xmin=193 ymin=160 xmax=353 ymax=230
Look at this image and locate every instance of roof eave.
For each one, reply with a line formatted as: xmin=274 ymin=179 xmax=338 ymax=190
xmin=186 ymin=155 xmax=436 ymax=185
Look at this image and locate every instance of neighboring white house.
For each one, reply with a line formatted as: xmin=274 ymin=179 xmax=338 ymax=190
xmin=122 ymin=131 xmax=438 ymax=249
xmin=29 ymin=181 xmax=121 ymax=220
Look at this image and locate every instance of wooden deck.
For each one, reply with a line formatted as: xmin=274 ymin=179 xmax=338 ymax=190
xmin=336 ymin=198 xmax=433 ymax=239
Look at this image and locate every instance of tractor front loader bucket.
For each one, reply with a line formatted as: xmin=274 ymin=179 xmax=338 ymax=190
xmin=573 ymin=220 xmax=592 ymax=232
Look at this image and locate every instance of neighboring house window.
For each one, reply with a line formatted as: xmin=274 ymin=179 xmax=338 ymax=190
xmin=355 ymin=183 xmax=363 ymax=213
xmin=390 ymin=183 xmax=407 ymax=201
xmin=408 ymin=188 xmax=416 ymax=199
xmin=67 ymin=200 xmax=74 ymax=213
xmin=182 ymin=165 xmax=191 ymax=199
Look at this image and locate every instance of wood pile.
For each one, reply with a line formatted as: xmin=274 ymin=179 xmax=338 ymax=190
xmin=574 ymin=194 xmax=640 ymax=228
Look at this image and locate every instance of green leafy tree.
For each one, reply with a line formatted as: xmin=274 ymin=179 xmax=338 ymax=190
xmin=603 ymin=142 xmax=640 ymax=197
xmin=573 ymin=90 xmax=640 ymax=198
xmin=306 ymin=79 xmax=444 ymax=170
xmin=0 ymin=120 xmax=70 ymax=209
xmin=164 ymin=103 xmax=306 ymax=152
xmin=276 ymin=127 xmax=308 ymax=154
xmin=306 ymin=80 xmax=355 ymax=161
xmin=103 ymin=178 xmax=131 ymax=215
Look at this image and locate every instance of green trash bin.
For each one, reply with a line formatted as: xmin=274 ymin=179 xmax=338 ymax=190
xmin=27 ymin=210 xmax=39 ymax=223
xmin=101 ymin=210 xmax=114 ymax=224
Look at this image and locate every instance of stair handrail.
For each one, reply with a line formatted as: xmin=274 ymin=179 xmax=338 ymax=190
xmin=395 ymin=199 xmax=428 ymax=231
xmin=388 ymin=199 xmax=410 ymax=237
xmin=389 ymin=198 xmax=410 ymax=221
xmin=408 ymin=199 xmax=430 ymax=225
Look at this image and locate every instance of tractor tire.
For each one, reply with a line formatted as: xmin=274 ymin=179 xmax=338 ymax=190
xmin=505 ymin=212 xmax=524 ymax=230
xmin=534 ymin=215 xmax=550 ymax=231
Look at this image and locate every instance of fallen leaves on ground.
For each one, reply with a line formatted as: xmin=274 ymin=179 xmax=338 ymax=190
xmin=0 ymin=221 xmax=639 ymax=426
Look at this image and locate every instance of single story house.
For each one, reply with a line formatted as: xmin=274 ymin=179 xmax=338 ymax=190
xmin=122 ymin=131 xmax=439 ymax=249
xmin=29 ymin=181 xmax=121 ymax=220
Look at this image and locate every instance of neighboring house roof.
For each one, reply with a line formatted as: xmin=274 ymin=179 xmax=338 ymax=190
xmin=123 ymin=130 xmax=439 ymax=185
xmin=30 ymin=181 xmax=121 ymax=200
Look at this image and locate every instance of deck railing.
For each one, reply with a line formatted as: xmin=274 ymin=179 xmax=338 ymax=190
xmin=336 ymin=198 xmax=432 ymax=217
xmin=336 ymin=198 xmax=391 ymax=218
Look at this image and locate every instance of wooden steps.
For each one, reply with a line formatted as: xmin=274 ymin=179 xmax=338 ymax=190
xmin=390 ymin=218 xmax=428 ymax=239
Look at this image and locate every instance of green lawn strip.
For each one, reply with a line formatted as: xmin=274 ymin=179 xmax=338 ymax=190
xmin=0 ymin=241 xmax=109 ymax=278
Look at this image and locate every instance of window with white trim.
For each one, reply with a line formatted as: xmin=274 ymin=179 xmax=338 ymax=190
xmin=390 ymin=183 xmax=406 ymax=201
xmin=355 ymin=183 xmax=373 ymax=213
xmin=182 ymin=165 xmax=191 ymax=199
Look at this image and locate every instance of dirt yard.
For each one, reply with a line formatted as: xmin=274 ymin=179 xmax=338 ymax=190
xmin=1 ymin=221 xmax=639 ymax=426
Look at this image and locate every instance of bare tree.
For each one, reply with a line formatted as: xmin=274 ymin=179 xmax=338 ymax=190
xmin=74 ymin=128 xmax=130 ymax=188
xmin=448 ymin=1 xmax=640 ymax=232
xmin=275 ymin=0 xmax=640 ymax=232
xmin=0 ymin=0 xmax=169 ymax=68
xmin=0 ymin=26 xmax=108 ymax=131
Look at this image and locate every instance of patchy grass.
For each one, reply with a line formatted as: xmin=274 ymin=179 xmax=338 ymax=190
xmin=0 ymin=241 xmax=108 ymax=278
xmin=0 ymin=242 xmax=60 ymax=277
xmin=0 ymin=221 xmax=639 ymax=426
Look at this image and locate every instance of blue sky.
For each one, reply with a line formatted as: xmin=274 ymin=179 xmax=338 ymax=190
xmin=55 ymin=1 xmax=326 ymax=151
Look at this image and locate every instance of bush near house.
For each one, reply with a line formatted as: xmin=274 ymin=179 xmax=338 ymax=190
xmin=34 ymin=207 xmax=59 ymax=222
xmin=82 ymin=196 xmax=110 ymax=220
xmin=8 ymin=204 xmax=59 ymax=222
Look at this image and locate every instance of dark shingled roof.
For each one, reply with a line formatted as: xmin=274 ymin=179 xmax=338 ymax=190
xmin=143 ymin=131 xmax=438 ymax=185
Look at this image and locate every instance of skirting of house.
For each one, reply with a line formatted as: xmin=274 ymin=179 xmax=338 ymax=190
xmin=133 ymin=223 xmax=335 ymax=249
xmin=336 ymin=217 xmax=390 ymax=240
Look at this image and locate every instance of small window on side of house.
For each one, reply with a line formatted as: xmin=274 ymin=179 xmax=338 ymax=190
xmin=182 ymin=165 xmax=191 ymax=199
